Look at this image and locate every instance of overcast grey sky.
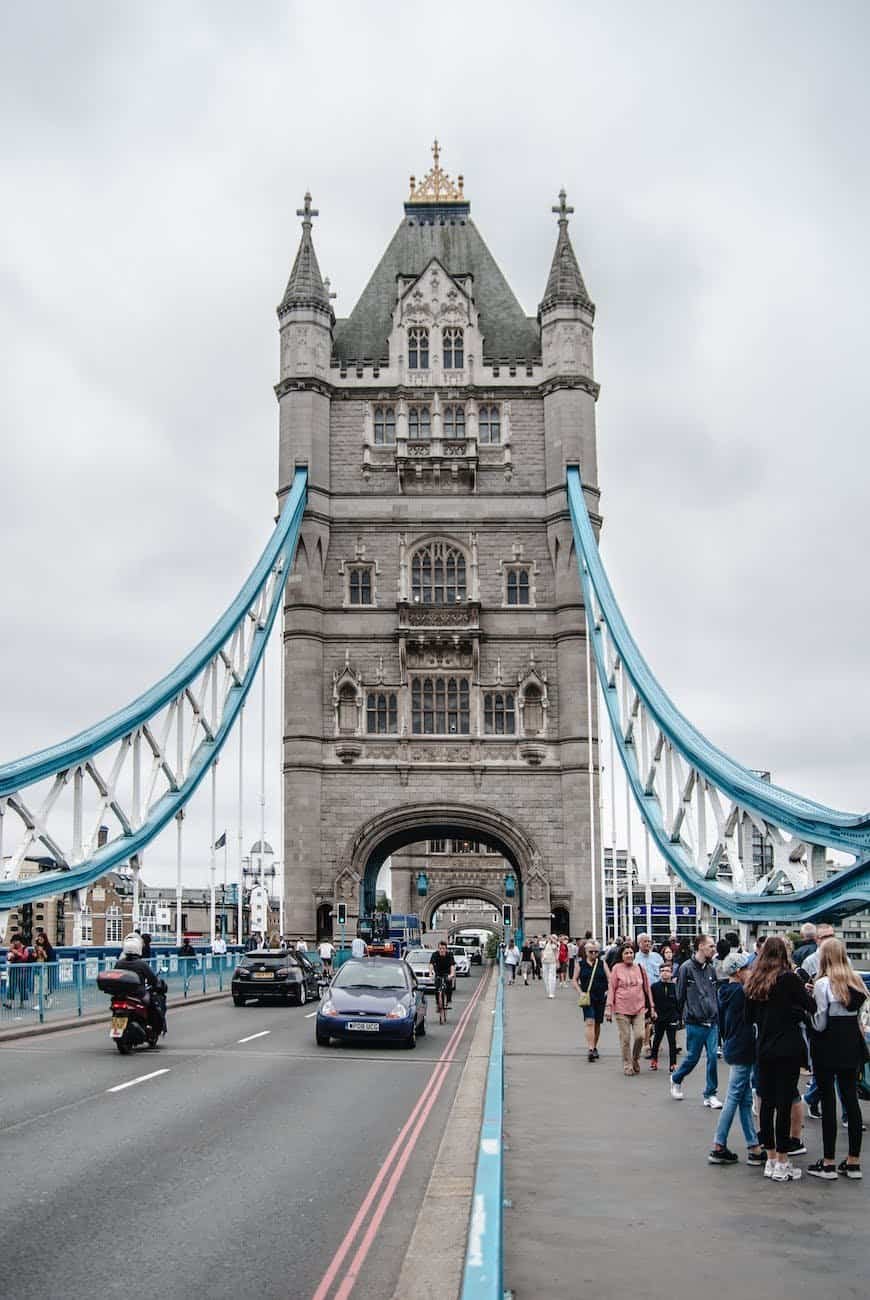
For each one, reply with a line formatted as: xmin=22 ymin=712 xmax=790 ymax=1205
xmin=2 ymin=2 xmax=868 ymax=888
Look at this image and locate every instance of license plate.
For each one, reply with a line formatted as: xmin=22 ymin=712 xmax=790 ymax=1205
xmin=111 ymin=1015 xmax=127 ymax=1038
xmin=252 ymin=971 xmax=274 ymax=979
xmin=346 ymin=1021 xmax=379 ymax=1032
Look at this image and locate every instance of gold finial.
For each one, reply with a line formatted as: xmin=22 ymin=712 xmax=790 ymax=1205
xmin=407 ymin=140 xmax=466 ymax=204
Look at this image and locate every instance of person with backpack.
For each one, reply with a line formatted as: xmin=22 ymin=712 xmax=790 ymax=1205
xmin=707 ymin=952 xmax=766 ymax=1166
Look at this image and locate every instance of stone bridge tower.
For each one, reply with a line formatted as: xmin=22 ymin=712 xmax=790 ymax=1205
xmin=277 ymin=146 xmax=601 ymax=940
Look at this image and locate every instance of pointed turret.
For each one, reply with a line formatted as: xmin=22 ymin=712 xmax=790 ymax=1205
xmin=539 ymin=188 xmax=599 ymax=493
xmin=539 ymin=189 xmax=593 ymax=313
xmin=276 ymin=192 xmax=334 ymax=495
xmin=278 ymin=192 xmax=333 ymax=319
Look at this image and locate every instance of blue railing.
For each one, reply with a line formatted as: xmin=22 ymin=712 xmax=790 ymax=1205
xmin=461 ymin=960 xmax=505 ymax=1300
xmin=0 ymin=954 xmax=240 ymax=1028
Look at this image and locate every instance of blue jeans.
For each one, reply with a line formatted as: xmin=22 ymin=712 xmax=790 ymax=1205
xmin=714 ymin=1062 xmax=757 ymax=1147
xmin=672 ymin=1021 xmax=719 ymax=1097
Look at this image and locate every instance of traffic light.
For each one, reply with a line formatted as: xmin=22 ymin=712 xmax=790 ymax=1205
xmin=502 ymin=904 xmax=512 ymax=929
xmin=337 ymin=902 xmax=347 ymax=926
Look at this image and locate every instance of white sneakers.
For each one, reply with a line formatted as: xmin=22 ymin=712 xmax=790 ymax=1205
xmin=763 ymin=1159 xmax=775 ymax=1178
xmin=771 ymin=1161 xmax=802 ymax=1182
xmin=703 ymin=1096 xmax=723 ymax=1110
xmin=670 ymin=1082 xmax=684 ymax=1100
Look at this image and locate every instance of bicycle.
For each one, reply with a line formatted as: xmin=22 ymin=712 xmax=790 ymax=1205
xmin=435 ymin=975 xmax=450 ymax=1024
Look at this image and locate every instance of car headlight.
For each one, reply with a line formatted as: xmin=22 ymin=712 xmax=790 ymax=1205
xmin=320 ymin=999 xmax=342 ymax=1017
xmin=387 ymin=1002 xmax=412 ymax=1019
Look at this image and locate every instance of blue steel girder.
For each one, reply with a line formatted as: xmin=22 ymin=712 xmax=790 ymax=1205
xmin=566 ymin=466 xmax=870 ymax=923
xmin=0 ymin=469 xmax=308 ymax=908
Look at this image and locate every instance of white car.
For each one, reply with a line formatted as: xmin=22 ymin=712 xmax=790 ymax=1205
xmin=449 ymin=946 xmax=471 ymax=976
xmin=405 ymin=948 xmax=437 ymax=992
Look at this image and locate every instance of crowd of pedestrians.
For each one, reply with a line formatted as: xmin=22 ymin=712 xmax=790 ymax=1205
xmin=514 ymin=923 xmax=869 ymax=1187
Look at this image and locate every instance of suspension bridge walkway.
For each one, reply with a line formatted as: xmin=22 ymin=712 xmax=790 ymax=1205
xmin=502 ymin=978 xmax=867 ymax=1300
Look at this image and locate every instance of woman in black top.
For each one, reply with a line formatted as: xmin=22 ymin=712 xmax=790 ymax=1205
xmin=572 ymin=940 xmax=609 ymax=1062
xmin=744 ymin=936 xmax=815 ymax=1181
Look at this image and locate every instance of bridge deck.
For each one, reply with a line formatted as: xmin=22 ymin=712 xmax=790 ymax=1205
xmin=503 ymin=978 xmax=867 ymax=1299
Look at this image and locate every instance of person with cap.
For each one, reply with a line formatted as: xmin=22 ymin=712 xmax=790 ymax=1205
xmin=708 ymin=951 xmax=766 ymax=1166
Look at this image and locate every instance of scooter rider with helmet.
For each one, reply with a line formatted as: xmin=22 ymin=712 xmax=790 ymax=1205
xmin=115 ymin=933 xmax=167 ymax=1036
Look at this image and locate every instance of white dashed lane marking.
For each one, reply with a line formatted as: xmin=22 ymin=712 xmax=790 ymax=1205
xmin=106 ymin=1068 xmax=170 ymax=1094
xmin=237 ymin=1030 xmax=271 ymax=1044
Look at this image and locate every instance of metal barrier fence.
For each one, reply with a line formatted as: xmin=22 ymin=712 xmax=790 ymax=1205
xmin=0 ymin=955 xmax=239 ymax=1028
xmin=461 ymin=959 xmax=506 ymax=1300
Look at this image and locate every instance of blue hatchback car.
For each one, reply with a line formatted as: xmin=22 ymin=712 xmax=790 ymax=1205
xmin=316 ymin=957 xmax=426 ymax=1049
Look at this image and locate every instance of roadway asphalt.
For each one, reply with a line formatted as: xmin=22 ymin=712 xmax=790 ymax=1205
xmin=0 ymin=965 xmax=488 ymax=1300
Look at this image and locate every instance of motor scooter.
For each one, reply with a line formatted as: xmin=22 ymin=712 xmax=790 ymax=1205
xmin=96 ymin=968 xmax=167 ymax=1054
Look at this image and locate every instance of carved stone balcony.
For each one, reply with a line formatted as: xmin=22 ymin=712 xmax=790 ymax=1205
xmin=398 ymin=600 xmax=480 ymax=633
xmin=395 ymin=435 xmax=477 ymax=491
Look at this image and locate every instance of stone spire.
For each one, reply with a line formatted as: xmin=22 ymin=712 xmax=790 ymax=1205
xmin=278 ymin=192 xmax=333 ymax=319
xmin=539 ymin=188 xmax=593 ymax=313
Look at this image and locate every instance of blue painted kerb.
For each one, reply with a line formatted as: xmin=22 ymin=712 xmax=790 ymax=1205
xmin=461 ymin=960 xmax=505 ymax=1299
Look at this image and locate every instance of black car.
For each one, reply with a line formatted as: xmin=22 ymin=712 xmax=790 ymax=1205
xmin=232 ymin=950 xmax=320 ymax=1007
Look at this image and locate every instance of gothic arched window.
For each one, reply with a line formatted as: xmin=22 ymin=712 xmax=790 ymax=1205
xmin=478 ymin=404 xmax=501 ymax=444
xmin=408 ymin=405 xmax=431 ymax=440
xmin=408 ymin=327 xmax=429 ymax=369
xmin=484 ymin=691 xmax=516 ymax=735
xmin=443 ymin=404 xmax=466 ymax=438
xmin=374 ymin=405 xmax=395 ymax=445
xmin=366 ymin=692 xmax=398 ymax=734
xmin=412 ymin=676 xmax=470 ymax=734
xmin=411 ymin=540 xmax=467 ymax=604
xmin=442 ymin=327 xmax=464 ymax=369
xmin=506 ymin=567 xmax=530 ymax=606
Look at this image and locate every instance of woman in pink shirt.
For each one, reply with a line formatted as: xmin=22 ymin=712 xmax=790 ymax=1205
xmin=605 ymin=942 xmax=655 ymax=1076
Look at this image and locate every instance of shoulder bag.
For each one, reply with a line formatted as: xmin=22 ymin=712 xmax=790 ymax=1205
xmin=577 ymin=959 xmax=598 ymax=1008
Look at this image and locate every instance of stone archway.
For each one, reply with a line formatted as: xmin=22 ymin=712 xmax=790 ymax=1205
xmin=338 ymin=801 xmax=546 ymax=930
xmin=422 ymin=884 xmax=506 ymax=929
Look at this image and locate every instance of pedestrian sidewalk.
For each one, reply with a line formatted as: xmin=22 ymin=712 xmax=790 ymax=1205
xmin=503 ymin=978 xmax=867 ymax=1300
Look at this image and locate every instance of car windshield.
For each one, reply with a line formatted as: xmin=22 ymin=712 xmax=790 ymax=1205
xmin=333 ymin=962 xmax=407 ymax=991
xmin=406 ymin=951 xmax=434 ymax=965
xmin=241 ymin=954 xmax=295 ymax=967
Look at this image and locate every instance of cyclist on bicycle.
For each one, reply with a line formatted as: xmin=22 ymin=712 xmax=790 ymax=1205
xmin=429 ymin=942 xmax=456 ymax=1019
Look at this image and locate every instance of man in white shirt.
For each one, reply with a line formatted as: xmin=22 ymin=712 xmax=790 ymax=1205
xmin=318 ymin=939 xmax=335 ymax=975
xmin=212 ymin=934 xmax=228 ymax=956
xmin=295 ymin=936 xmax=308 ymax=953
xmin=351 ymin=935 xmax=367 ymax=959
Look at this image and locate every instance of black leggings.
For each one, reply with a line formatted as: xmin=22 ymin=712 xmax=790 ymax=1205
xmin=651 ymin=1022 xmax=678 ymax=1069
xmin=818 ymin=1069 xmax=863 ymax=1160
xmin=757 ymin=1058 xmax=801 ymax=1153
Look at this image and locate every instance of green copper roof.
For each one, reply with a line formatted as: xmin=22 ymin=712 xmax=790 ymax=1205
xmin=333 ymin=215 xmax=540 ymax=363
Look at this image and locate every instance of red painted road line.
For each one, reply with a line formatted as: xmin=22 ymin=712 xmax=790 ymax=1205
xmin=332 ymin=979 xmax=485 ymax=1300
xmin=310 ymin=973 xmax=489 ymax=1300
